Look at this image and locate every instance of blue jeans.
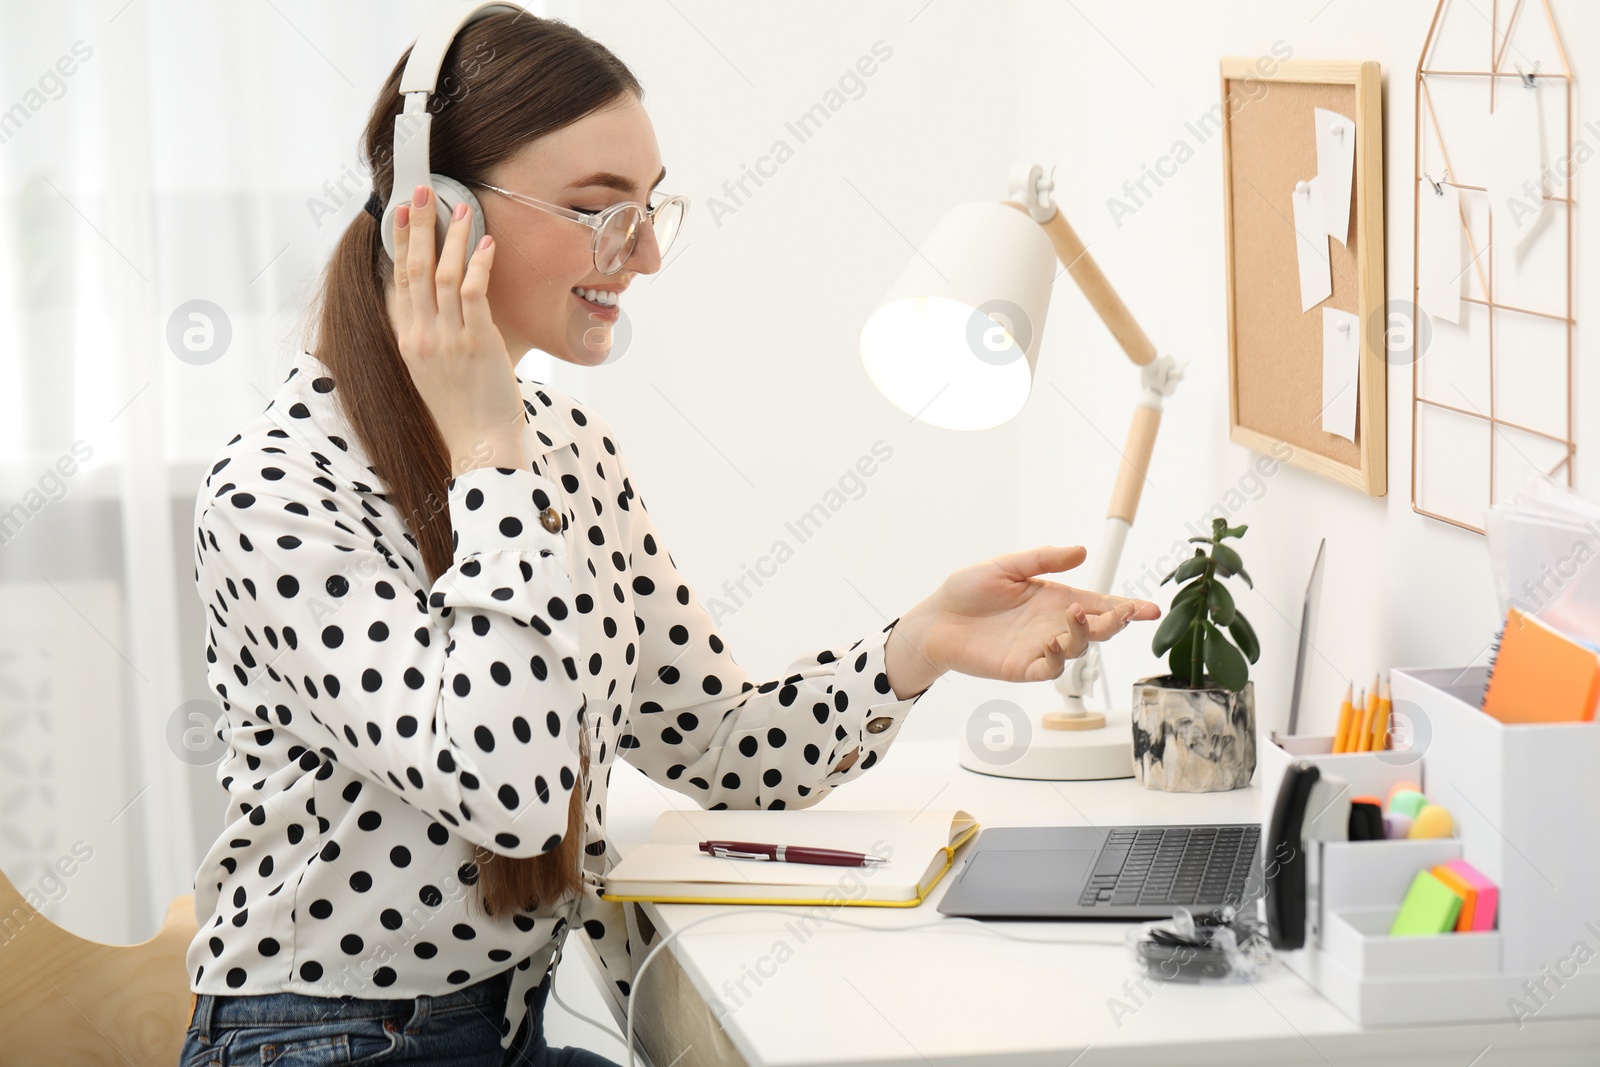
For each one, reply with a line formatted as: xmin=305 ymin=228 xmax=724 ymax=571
xmin=177 ymin=965 xmax=623 ymax=1066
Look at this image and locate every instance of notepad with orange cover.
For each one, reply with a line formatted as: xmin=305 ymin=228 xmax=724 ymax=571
xmin=600 ymin=808 xmax=979 ymax=907
xmin=1482 ymin=607 xmax=1600 ymax=723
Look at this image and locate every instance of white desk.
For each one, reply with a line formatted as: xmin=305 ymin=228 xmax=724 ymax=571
xmin=599 ymin=739 xmax=1600 ymax=1067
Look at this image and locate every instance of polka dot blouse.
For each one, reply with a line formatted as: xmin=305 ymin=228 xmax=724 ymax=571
xmin=187 ymin=350 xmax=935 ymax=1049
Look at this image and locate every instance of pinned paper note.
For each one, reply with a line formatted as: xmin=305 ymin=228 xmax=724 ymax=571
xmin=1486 ymin=78 xmax=1546 ymax=249
xmin=1322 ymin=307 xmax=1360 ymax=442
xmin=1417 ymin=179 xmax=1464 ymax=324
xmin=1315 ymin=108 xmax=1357 ymax=245
xmin=1292 ymin=177 xmax=1332 ymax=312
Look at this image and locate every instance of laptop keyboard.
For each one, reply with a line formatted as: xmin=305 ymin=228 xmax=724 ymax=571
xmin=1076 ymin=825 xmax=1259 ymax=908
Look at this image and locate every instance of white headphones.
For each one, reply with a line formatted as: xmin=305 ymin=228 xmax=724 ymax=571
xmin=377 ymin=1 xmax=524 ymax=264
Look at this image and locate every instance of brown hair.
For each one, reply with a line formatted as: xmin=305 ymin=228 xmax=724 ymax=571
xmin=300 ymin=12 xmax=641 ymax=918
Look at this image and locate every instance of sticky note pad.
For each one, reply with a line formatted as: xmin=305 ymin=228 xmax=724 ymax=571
xmin=1389 ymin=870 xmax=1462 ymax=936
xmin=1439 ymin=859 xmax=1498 ymax=932
xmin=1430 ymin=864 xmax=1477 ymax=931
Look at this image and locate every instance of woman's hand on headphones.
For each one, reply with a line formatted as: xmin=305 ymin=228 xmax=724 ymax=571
xmin=392 ymin=182 xmax=527 ymax=474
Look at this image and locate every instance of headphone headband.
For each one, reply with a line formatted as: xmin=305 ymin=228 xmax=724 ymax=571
xmin=397 ymin=1 xmax=521 ymax=95
xmin=380 ymin=1 xmax=522 ymax=259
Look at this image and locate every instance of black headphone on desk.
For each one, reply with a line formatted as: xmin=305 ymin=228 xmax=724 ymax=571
xmin=375 ymin=1 xmax=524 ymax=266
xmin=1264 ymin=761 xmax=1352 ymax=951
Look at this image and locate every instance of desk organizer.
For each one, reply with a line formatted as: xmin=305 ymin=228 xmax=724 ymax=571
xmin=1260 ymin=667 xmax=1600 ymax=1026
xmin=1258 ymin=731 xmax=1424 ymax=830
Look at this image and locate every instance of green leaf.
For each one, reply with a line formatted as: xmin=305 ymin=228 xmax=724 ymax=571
xmin=1223 ymin=523 xmax=1248 ymax=539
xmin=1171 ymin=581 xmax=1207 ymax=608
xmin=1212 ymin=542 xmax=1244 ymax=576
xmin=1151 ymin=597 xmax=1198 ymax=656
xmin=1160 ymin=549 xmax=1207 ymax=586
xmin=1203 ymin=621 xmax=1249 ymax=691
xmin=1174 ymin=553 xmax=1209 ymax=583
xmin=1167 ymin=625 xmax=1196 ymax=683
xmin=1208 ymin=580 xmax=1236 ymax=625
xmin=1186 ymin=536 xmax=1215 ymax=544
xmin=1232 ymin=566 xmax=1253 ymax=589
xmin=1229 ymin=611 xmax=1260 ymax=663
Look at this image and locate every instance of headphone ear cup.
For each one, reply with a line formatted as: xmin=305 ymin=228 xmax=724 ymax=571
xmin=429 ymin=174 xmax=489 ymax=267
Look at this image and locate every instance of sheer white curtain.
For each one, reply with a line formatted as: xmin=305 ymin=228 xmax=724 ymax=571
xmin=0 ymin=0 xmax=578 ymax=943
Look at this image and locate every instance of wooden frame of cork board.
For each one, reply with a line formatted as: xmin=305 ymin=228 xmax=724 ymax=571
xmin=1221 ymin=58 xmax=1387 ymax=495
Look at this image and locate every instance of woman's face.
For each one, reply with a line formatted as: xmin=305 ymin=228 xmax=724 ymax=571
xmin=478 ymin=92 xmax=666 ymax=367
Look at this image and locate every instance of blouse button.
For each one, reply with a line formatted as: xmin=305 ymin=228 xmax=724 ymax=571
xmin=866 ymin=716 xmax=893 ymax=734
xmin=539 ymin=507 xmax=562 ymax=534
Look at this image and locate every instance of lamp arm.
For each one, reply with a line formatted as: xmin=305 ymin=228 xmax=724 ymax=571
xmin=1003 ymin=164 xmax=1184 ymax=716
xmin=1001 ymin=199 xmax=1156 ymax=367
xmin=1054 ymin=355 xmax=1185 ymax=713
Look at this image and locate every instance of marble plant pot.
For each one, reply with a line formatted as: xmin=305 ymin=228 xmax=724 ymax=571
xmin=1130 ymin=674 xmax=1256 ymax=792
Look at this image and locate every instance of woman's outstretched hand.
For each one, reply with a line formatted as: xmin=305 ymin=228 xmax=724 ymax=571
xmin=894 ymin=545 xmax=1162 ymax=688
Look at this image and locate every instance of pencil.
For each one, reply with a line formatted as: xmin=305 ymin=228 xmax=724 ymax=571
xmin=1374 ymin=675 xmax=1392 ymax=750
xmin=1333 ymin=682 xmax=1355 ymax=753
xmin=1353 ymin=684 xmax=1375 ymax=752
xmin=1358 ymin=675 xmax=1380 ymax=752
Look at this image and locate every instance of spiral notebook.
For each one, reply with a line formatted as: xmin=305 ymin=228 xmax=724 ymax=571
xmin=600 ymin=808 xmax=979 ymax=907
xmin=1482 ymin=607 xmax=1600 ymax=724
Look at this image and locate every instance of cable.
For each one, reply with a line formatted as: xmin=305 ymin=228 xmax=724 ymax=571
xmin=548 ymin=907 xmax=1125 ymax=1067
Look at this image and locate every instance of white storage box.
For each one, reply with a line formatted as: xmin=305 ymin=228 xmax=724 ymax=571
xmin=1276 ymin=666 xmax=1600 ymax=1026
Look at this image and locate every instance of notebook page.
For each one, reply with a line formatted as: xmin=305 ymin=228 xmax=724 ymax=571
xmin=607 ymin=808 xmax=970 ymax=890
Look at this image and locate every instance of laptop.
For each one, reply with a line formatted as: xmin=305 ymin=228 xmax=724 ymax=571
xmin=936 ymin=823 xmax=1262 ymax=920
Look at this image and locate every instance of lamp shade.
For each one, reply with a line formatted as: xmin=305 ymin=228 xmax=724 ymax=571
xmin=860 ymin=200 xmax=1057 ymax=430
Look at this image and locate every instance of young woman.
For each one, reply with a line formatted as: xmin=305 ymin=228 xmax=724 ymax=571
xmin=178 ymin=9 xmax=1160 ymax=1066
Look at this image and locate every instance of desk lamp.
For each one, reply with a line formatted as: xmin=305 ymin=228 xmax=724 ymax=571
xmin=859 ymin=164 xmax=1184 ymax=781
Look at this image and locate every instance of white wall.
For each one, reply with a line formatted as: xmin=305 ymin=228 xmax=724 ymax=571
xmin=569 ymin=0 xmax=1596 ymax=747
xmin=569 ymin=2 xmax=1020 ymax=740
xmin=1011 ymin=0 xmax=1596 ymax=742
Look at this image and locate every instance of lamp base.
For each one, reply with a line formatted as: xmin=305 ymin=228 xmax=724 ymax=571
xmin=958 ymin=708 xmax=1135 ymax=781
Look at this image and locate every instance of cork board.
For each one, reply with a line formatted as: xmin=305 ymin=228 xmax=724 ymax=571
xmin=1222 ymin=59 xmax=1386 ymax=495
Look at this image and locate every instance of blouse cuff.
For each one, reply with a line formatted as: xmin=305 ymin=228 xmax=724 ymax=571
xmin=824 ymin=616 xmax=931 ymax=783
xmin=428 ymin=466 xmax=571 ymax=619
xmin=444 ymin=465 xmax=567 ymax=563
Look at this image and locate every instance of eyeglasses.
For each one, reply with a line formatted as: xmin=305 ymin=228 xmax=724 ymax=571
xmin=472 ymin=181 xmax=688 ymax=276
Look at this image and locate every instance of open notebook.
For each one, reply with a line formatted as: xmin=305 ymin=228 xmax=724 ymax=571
xmin=600 ymin=808 xmax=979 ymax=907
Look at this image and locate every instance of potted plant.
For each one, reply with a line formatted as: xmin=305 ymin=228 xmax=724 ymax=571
xmin=1131 ymin=517 xmax=1261 ymax=791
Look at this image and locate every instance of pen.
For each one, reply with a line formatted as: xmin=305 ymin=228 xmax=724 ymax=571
xmin=698 ymin=840 xmax=887 ymax=867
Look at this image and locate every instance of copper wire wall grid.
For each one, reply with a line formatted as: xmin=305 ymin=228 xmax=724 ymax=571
xmin=1412 ymin=0 xmax=1577 ymax=534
